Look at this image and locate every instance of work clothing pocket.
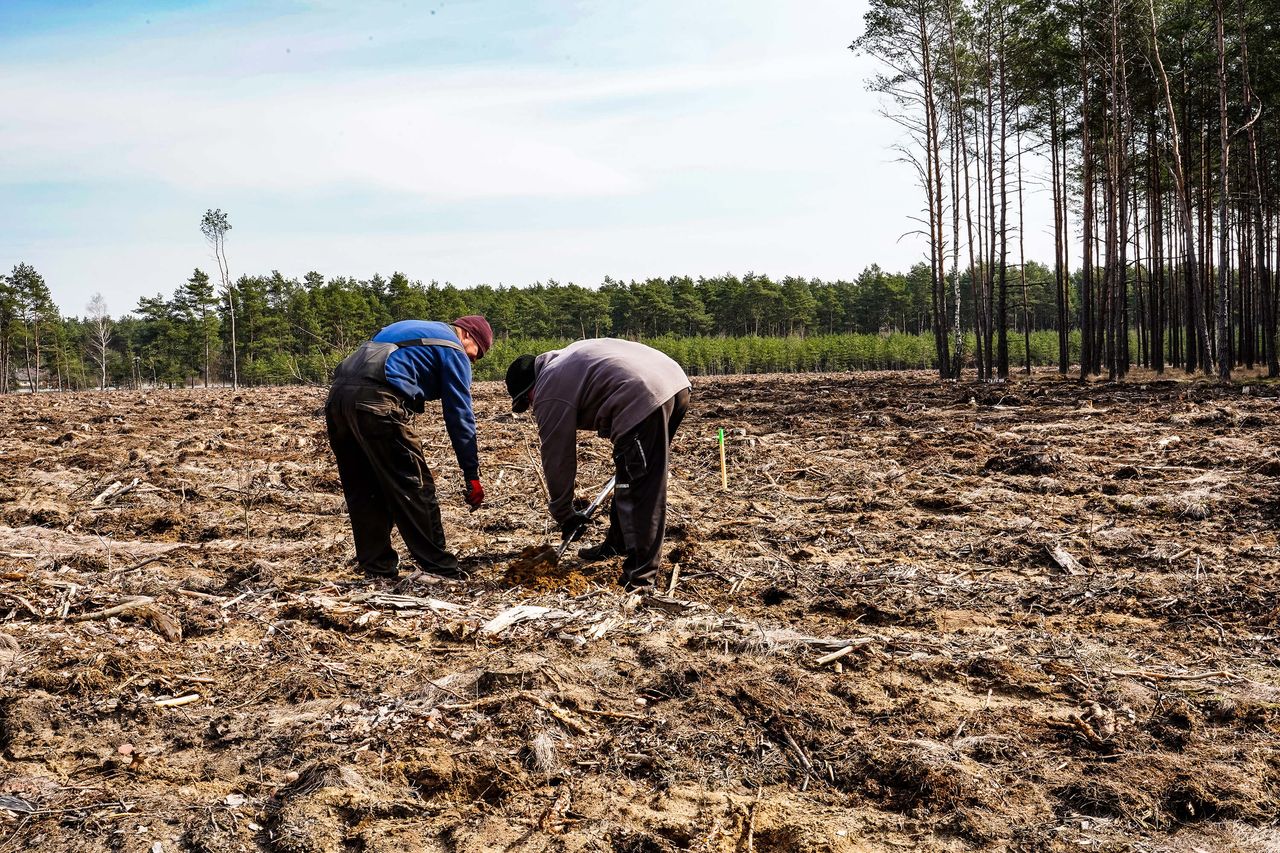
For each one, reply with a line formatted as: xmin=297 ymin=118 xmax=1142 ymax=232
xmin=354 ymin=408 xmax=402 ymax=442
xmin=614 ymin=434 xmax=648 ymax=482
xmin=351 ymin=385 xmax=406 ymax=418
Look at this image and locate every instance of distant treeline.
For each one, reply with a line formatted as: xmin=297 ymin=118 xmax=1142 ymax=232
xmin=0 ymin=262 xmax=1153 ymax=390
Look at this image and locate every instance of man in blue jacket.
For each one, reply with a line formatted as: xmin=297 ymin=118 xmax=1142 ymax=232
xmin=326 ymin=315 xmax=493 ymax=580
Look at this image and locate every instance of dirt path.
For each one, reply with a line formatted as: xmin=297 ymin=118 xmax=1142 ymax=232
xmin=1 ymin=371 xmax=1278 ymax=852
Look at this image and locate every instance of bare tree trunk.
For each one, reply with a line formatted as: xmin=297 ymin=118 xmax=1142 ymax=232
xmin=983 ymin=21 xmax=997 ymax=381
xmin=969 ymin=73 xmax=986 ymax=380
xmin=1214 ymin=0 xmax=1231 ymax=382
xmin=995 ymin=0 xmax=1009 ymax=380
xmin=1116 ymin=17 xmax=1132 ymax=379
xmin=942 ymin=0 xmax=966 ymax=378
xmin=917 ymin=0 xmax=950 ymax=379
xmin=1147 ymin=0 xmax=1212 ymax=375
xmin=1240 ymin=0 xmax=1276 ymax=376
xmin=1150 ymin=120 xmax=1165 ymax=373
xmin=1080 ymin=13 xmax=1095 ymax=380
xmin=32 ymin=329 xmax=40 ymax=394
xmin=1055 ymin=92 xmax=1072 ymax=374
xmin=1017 ymin=116 xmax=1031 ymax=373
xmin=204 ymin=306 xmax=211 ymax=389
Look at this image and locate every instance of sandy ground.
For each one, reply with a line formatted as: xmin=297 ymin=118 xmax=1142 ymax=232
xmin=1 ymin=370 xmax=1278 ymax=852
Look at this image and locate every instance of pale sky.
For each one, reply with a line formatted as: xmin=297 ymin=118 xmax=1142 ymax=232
xmin=1 ymin=0 xmax=1055 ymax=317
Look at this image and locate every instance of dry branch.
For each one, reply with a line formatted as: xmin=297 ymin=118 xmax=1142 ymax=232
xmin=1108 ymin=668 xmax=1235 ymax=682
xmin=438 ymin=691 xmax=589 ymax=735
xmin=68 ymin=596 xmax=155 ymax=622
xmin=90 ymin=477 xmax=140 ymax=506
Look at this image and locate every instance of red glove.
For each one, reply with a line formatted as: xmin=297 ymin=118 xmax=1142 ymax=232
xmin=464 ymin=478 xmax=485 ymax=510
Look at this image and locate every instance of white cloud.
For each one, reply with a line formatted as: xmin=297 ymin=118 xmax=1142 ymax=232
xmin=1 ymin=69 xmax=635 ymax=198
xmin=1 ymin=0 xmax=1058 ymax=314
xmin=1 ymin=49 xmax=874 ymax=199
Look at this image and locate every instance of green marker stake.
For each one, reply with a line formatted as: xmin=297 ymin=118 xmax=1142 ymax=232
xmin=718 ymin=428 xmax=727 ymax=490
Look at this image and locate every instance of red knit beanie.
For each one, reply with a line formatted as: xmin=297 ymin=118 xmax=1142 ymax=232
xmin=452 ymin=315 xmax=494 ymax=358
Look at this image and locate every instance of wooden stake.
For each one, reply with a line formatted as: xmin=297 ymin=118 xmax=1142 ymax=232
xmin=718 ymin=428 xmax=728 ymax=490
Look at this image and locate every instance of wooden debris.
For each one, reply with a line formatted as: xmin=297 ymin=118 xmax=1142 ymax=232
xmin=666 ymin=563 xmax=681 ymax=595
xmin=133 ymin=604 xmax=183 ymax=642
xmin=0 ymin=592 xmax=39 ymax=618
xmin=68 ymin=596 xmax=155 ymax=622
xmin=350 ymin=592 xmax=464 ymax=614
xmin=438 ymin=690 xmax=589 ymax=735
xmin=815 ymin=645 xmax=854 ymax=666
xmin=0 ymin=795 xmax=35 ymax=815
xmin=583 ymin=616 xmax=622 ymax=641
xmin=91 ymin=477 xmax=141 ymax=507
xmin=1048 ymin=544 xmax=1085 ymax=574
xmin=177 ymin=588 xmax=225 ymax=602
xmin=66 ymin=595 xmax=181 ymax=641
xmin=480 ymin=605 xmax=569 ymax=636
xmin=1108 ymin=668 xmax=1235 ymax=682
xmin=638 ymin=594 xmax=698 ymax=614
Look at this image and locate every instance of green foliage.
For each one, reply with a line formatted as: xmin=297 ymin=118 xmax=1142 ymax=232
xmin=0 ymin=261 xmax=1166 ymax=390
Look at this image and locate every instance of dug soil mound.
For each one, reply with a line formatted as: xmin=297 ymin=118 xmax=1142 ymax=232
xmin=2 ymin=370 xmax=1279 ymax=851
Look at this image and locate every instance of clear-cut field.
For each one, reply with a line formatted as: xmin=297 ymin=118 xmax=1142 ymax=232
xmin=1 ymin=372 xmax=1278 ymax=852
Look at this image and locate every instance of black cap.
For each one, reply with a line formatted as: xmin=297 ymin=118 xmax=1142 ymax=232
xmin=505 ymin=354 xmax=537 ymax=413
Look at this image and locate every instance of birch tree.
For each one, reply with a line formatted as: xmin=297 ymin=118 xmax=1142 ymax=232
xmin=86 ymin=292 xmax=113 ymax=390
xmin=201 ymin=209 xmax=238 ymax=388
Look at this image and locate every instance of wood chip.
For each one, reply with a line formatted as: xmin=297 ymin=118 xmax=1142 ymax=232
xmin=481 ymin=605 xmax=568 ymax=636
xmin=1049 ymin=545 xmax=1085 ymax=574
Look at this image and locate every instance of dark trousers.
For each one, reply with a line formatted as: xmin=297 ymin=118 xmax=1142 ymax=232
xmin=601 ymin=388 xmax=690 ymax=590
xmin=325 ymin=382 xmax=458 ymax=575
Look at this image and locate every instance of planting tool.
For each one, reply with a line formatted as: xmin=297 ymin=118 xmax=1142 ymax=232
xmin=506 ymin=475 xmax=618 ymax=580
xmin=555 ymin=475 xmax=617 ymax=561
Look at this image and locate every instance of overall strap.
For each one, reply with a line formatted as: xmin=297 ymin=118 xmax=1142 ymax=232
xmin=395 ymin=337 xmax=464 ymax=353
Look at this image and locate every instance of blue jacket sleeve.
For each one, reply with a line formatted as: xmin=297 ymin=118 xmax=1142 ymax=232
xmin=438 ymin=350 xmax=481 ymax=480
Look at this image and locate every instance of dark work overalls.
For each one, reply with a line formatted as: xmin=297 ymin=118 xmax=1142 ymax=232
xmin=601 ymin=387 xmax=690 ymax=591
xmin=325 ymin=337 xmax=465 ymax=577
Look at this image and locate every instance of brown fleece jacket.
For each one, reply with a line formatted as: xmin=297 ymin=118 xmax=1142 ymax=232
xmin=531 ymin=338 xmax=690 ymax=523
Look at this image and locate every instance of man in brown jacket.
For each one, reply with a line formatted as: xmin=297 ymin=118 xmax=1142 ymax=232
xmin=506 ymin=339 xmax=691 ymax=592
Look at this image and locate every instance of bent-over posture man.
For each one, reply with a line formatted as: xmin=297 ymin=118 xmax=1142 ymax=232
xmin=326 ymin=315 xmax=492 ymax=579
xmin=506 ymin=338 xmax=690 ymax=592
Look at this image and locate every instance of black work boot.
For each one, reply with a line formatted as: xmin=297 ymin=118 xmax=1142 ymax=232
xmin=621 ymin=577 xmax=653 ymax=594
xmin=417 ymin=561 xmax=468 ymax=582
xmin=360 ymin=562 xmax=400 ymax=579
xmin=619 ymin=552 xmax=656 ymax=593
xmin=577 ymin=542 xmax=622 ymax=562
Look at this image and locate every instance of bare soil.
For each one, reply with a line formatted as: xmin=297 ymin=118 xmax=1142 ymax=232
xmin=1 ymin=371 xmax=1279 ymax=852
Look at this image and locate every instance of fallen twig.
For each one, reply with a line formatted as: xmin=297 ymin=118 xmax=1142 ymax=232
xmin=438 ymin=691 xmax=589 ymax=735
xmin=90 ymin=478 xmax=140 ymax=507
xmin=177 ymin=588 xmax=225 ymax=602
xmin=68 ymin=596 xmax=155 ymax=622
xmin=1108 ymin=668 xmax=1235 ymax=682
xmin=576 ymin=705 xmax=647 ymax=722
xmin=815 ymin=645 xmax=856 ymax=666
xmin=1 ymin=592 xmax=39 ymax=618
